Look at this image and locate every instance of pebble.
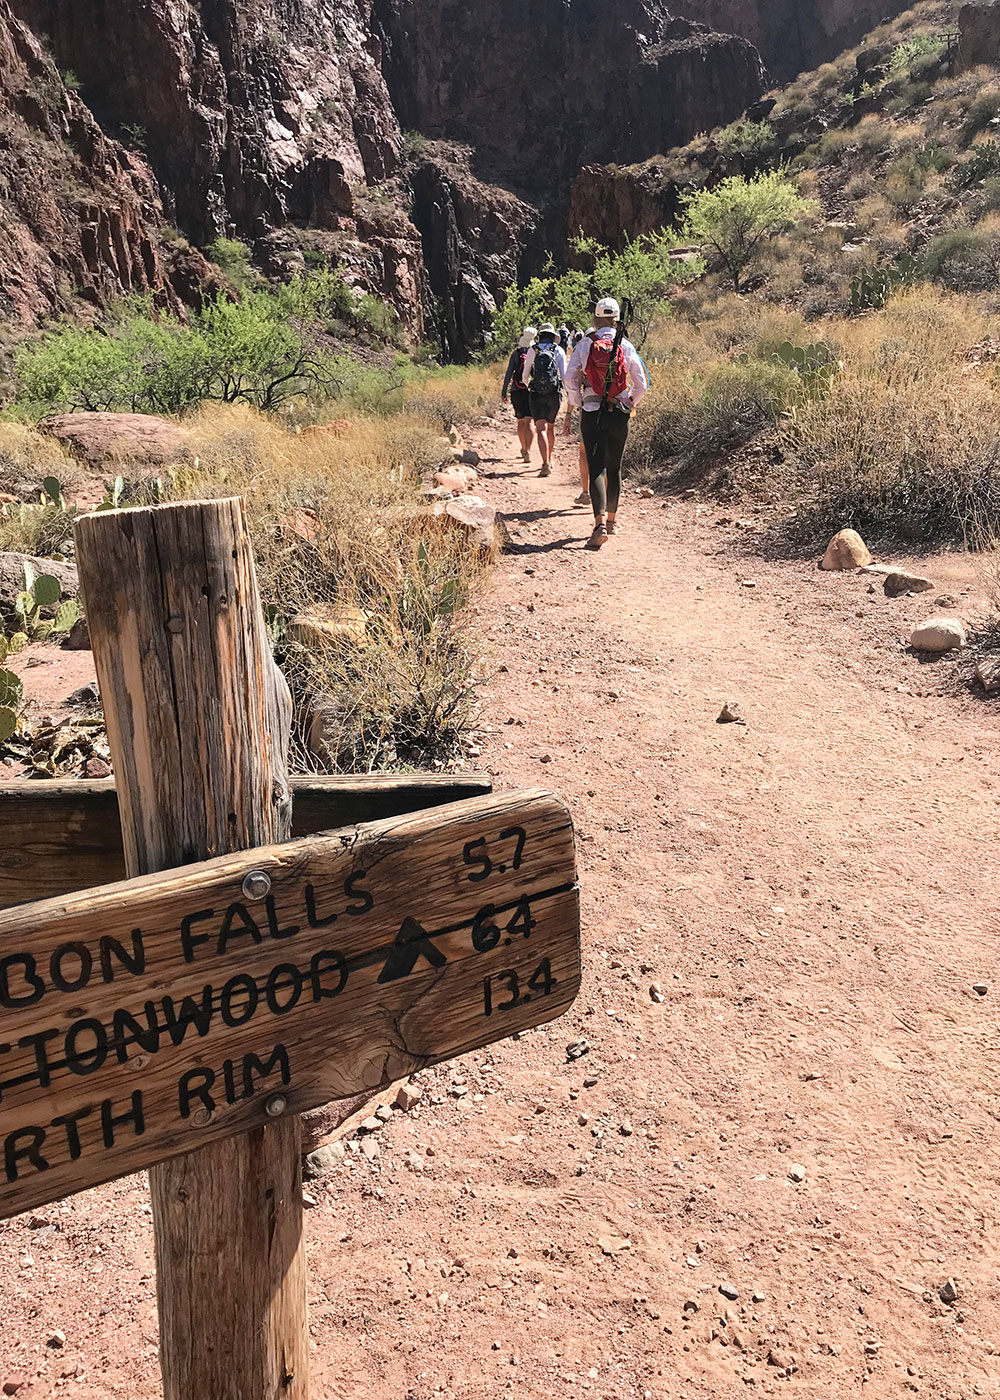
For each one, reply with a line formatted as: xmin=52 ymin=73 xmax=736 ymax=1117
xmin=717 ymin=700 xmax=745 ymax=725
xmin=973 ymin=983 xmax=989 ymax=997
xmin=566 ymin=1039 xmax=591 ymax=1061
xmin=682 ymin=1297 xmax=699 ymax=1312
xmin=360 ymin=1137 xmax=379 ymax=1161
xmin=649 ymin=982 xmax=665 ymax=1003
xmin=47 ymin=1331 xmax=66 ymax=1349
xmin=538 ymin=753 xmax=553 ymax=763
xmin=375 ymin=1104 xmax=394 ymax=1123
xmin=583 ymin=1075 xmax=599 ymax=1087
xmin=719 ymin=1283 xmax=739 ymax=1301
xmin=787 ymin=1163 xmax=807 ymax=1183
xmin=619 ymin=1121 xmax=633 ymax=1137
xmin=939 ymin=1279 xmax=959 ymax=1304
xmin=3 ymin=1379 xmax=26 ymax=1396
xmin=303 ymin=1141 xmax=346 ymax=1178
xmin=360 ymin=1115 xmax=382 ymax=1133
xmin=752 ymin=1288 xmax=766 ymax=1303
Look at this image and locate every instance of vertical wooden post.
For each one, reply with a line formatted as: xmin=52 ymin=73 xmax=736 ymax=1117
xmin=74 ymin=499 xmax=309 ymax=1400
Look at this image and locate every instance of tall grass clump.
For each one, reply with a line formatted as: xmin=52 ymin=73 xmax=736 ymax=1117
xmin=176 ymin=405 xmax=488 ymax=771
xmin=785 ymin=287 xmax=1000 ymax=540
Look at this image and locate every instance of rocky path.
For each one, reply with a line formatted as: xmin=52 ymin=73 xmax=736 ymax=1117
xmin=4 ymin=416 xmax=1000 ymax=1398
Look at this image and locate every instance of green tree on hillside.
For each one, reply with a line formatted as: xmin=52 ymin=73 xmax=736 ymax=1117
xmin=493 ymin=229 xmax=704 ymax=350
xmin=682 ymin=172 xmax=815 ymax=291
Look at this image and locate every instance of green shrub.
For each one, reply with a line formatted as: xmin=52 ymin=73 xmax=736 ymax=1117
xmin=884 ymin=154 xmax=927 ymax=207
xmin=206 ymin=237 xmax=254 ymax=291
xmin=953 ymin=140 xmax=1000 ymax=187
xmin=682 ymin=172 xmax=816 ymax=291
xmin=921 ymin=228 xmax=1000 ymax=291
xmin=715 ymin=118 xmax=779 ymax=165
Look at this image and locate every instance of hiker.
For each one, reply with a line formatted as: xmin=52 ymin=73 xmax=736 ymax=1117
xmin=522 ymin=323 xmax=567 ymax=477
xmin=501 ymin=327 xmax=537 ymax=463
xmin=565 ymin=297 xmax=648 ymax=549
xmin=563 ymin=327 xmax=597 ymax=507
xmin=558 ymin=323 xmax=571 ymax=351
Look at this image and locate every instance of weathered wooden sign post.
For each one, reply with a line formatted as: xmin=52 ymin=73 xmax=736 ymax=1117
xmin=0 ymin=499 xmax=581 ymax=1400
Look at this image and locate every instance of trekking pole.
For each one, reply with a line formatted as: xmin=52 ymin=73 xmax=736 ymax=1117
xmin=598 ymin=298 xmax=633 ymax=420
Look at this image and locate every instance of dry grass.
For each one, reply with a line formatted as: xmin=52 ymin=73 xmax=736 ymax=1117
xmin=628 ymin=285 xmax=1000 ymax=544
xmin=175 ymin=404 xmax=491 ymax=771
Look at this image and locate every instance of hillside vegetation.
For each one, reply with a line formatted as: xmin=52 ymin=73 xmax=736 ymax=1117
xmin=615 ymin=1 xmax=1000 ymax=545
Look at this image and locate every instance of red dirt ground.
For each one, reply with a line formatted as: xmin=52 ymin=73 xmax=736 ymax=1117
xmin=3 ymin=413 xmax=1000 ymax=1399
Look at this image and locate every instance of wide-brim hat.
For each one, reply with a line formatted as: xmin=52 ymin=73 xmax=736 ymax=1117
xmin=537 ymin=322 xmax=557 ymax=337
xmin=518 ymin=328 xmax=537 ymax=348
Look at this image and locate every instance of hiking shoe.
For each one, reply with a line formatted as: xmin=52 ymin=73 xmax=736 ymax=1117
xmin=573 ymin=490 xmax=591 ymax=506
xmin=538 ymin=463 xmax=552 ymax=477
xmin=520 ymin=448 xmax=531 ymax=463
xmin=585 ymin=524 xmax=608 ymax=551
xmin=606 ymin=519 xmax=618 ymax=536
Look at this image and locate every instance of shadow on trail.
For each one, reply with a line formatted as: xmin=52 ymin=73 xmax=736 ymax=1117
xmin=507 ymin=537 xmax=582 ymax=555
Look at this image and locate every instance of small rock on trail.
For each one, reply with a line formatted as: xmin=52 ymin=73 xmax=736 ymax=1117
xmin=910 ymin=617 xmax=967 ymax=653
xmin=884 ymin=570 xmax=934 ymax=598
xmin=717 ymin=700 xmax=745 ymax=725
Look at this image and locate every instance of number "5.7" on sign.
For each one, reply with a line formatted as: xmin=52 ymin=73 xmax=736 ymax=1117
xmin=462 ymin=827 xmax=527 ymax=882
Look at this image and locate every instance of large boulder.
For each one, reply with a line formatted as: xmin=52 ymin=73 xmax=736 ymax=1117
xmin=911 ymin=617 xmax=968 ymax=652
xmin=430 ymin=495 xmax=498 ymax=554
xmin=820 ymin=528 xmax=873 ymax=571
xmin=0 ymin=552 xmax=78 ymax=626
xmin=959 ymin=2 xmax=1000 ymax=70
xmin=38 ymin=414 xmax=189 ymax=469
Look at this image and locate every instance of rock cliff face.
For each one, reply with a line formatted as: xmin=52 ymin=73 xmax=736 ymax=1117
xmin=674 ymin=0 xmax=913 ymax=81
xmin=0 ymin=0 xmax=885 ymax=357
xmin=0 ymin=0 xmax=167 ymax=324
xmin=374 ymin=0 xmax=765 ymax=202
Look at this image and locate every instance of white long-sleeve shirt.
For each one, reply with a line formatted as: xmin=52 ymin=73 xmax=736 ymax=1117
xmin=522 ymin=340 xmax=567 ymax=389
xmin=565 ymin=329 xmax=649 ymax=412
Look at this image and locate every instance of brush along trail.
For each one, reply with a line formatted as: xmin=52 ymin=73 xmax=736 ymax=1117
xmin=2 ymin=410 xmax=1000 ymax=1397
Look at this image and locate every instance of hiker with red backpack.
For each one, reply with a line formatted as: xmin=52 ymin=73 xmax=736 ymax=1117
xmin=522 ymin=323 xmax=568 ymax=477
xmin=501 ymin=327 xmax=537 ymax=463
xmin=565 ymin=297 xmax=648 ymax=550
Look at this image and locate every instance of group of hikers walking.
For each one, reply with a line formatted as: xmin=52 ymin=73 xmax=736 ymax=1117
xmin=501 ymin=299 xmax=648 ymax=550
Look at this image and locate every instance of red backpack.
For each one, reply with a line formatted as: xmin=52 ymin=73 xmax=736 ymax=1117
xmin=584 ymin=335 xmax=627 ymax=400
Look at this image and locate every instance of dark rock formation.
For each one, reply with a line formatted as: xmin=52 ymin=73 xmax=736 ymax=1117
xmin=374 ymin=0 xmax=766 ymax=204
xmin=0 ymin=0 xmax=170 ymax=323
xmin=4 ymin=0 xmax=874 ymax=357
xmin=673 ymin=0 xmax=914 ymax=81
xmin=409 ymin=145 xmax=537 ymax=361
xmin=570 ymin=163 xmax=687 ymax=253
xmin=959 ymin=1 xmax=1000 ymax=71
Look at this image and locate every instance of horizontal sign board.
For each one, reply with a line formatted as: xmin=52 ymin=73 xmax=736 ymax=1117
xmin=0 ymin=789 xmax=579 ymax=1219
xmin=0 ymin=773 xmax=493 ymax=908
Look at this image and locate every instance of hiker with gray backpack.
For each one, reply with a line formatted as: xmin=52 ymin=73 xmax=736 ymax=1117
xmin=522 ymin=322 xmax=567 ymax=477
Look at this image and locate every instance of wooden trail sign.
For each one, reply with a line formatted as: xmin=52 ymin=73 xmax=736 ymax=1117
xmin=0 ymin=773 xmax=494 ymax=907
xmin=0 ymin=787 xmax=579 ymax=1220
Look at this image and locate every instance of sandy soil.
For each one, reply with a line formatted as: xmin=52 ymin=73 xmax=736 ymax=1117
xmin=4 ymin=413 xmax=1000 ymax=1399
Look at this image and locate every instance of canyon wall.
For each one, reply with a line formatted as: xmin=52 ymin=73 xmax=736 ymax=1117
xmin=673 ymin=0 xmax=914 ymax=80
xmin=0 ymin=0 xmax=893 ymax=356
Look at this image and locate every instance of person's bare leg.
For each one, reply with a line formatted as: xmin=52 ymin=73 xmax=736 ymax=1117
xmin=517 ymin=417 xmax=533 ymax=460
xmin=536 ymin=419 xmax=552 ymax=475
xmin=579 ymin=443 xmax=588 ymax=491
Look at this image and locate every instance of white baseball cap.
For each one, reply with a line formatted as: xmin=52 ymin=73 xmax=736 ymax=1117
xmin=595 ymin=297 xmax=620 ymax=318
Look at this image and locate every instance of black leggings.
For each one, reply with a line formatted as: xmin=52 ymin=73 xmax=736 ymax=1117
xmin=581 ymin=407 xmax=631 ymax=516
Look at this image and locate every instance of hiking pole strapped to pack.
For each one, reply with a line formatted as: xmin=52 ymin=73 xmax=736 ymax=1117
xmin=598 ymin=298 xmax=633 ymax=418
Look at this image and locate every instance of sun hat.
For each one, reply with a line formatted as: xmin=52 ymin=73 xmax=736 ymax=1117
xmin=537 ymin=322 xmax=558 ymax=337
xmin=594 ymin=296 xmax=620 ymax=318
xmin=519 ymin=327 xmax=537 ymax=348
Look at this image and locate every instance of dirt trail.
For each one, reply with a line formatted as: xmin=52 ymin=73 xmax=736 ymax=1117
xmin=4 ymin=416 xmax=1000 ymax=1398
